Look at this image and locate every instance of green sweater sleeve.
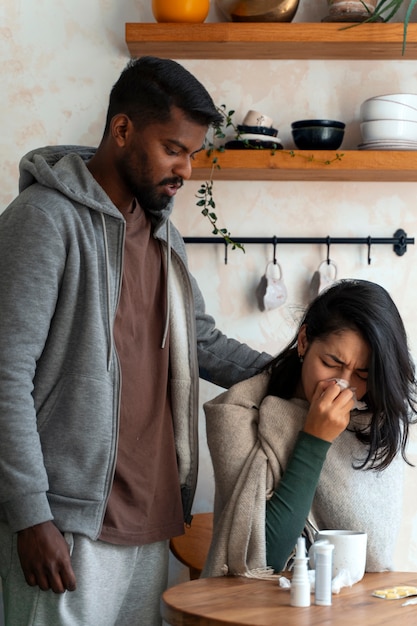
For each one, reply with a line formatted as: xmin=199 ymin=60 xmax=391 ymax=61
xmin=265 ymin=431 xmax=331 ymax=572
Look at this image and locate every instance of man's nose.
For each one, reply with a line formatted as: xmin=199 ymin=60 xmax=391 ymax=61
xmin=174 ymin=155 xmax=193 ymax=181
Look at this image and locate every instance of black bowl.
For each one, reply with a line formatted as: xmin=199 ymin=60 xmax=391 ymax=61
xmin=291 ymin=119 xmax=345 ymax=130
xmin=291 ymin=126 xmax=345 ymax=150
xmin=237 ymin=124 xmax=278 ymax=137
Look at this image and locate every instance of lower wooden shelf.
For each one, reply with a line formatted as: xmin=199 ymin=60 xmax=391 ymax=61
xmin=190 ymin=149 xmax=417 ymax=181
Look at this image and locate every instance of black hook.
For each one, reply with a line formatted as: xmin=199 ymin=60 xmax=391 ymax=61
xmin=224 ymin=241 xmax=228 ymax=265
xmin=367 ymin=236 xmax=372 ymax=265
xmin=326 ymin=236 xmax=331 ymax=265
xmin=272 ymin=235 xmax=277 ymax=265
xmin=393 ymin=228 xmax=408 ymax=256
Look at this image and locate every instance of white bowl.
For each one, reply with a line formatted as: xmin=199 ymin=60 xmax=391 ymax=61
xmin=237 ymin=132 xmax=280 ymax=141
xmin=360 ymin=99 xmax=417 ymax=122
xmin=367 ymin=93 xmax=417 ymax=108
xmin=360 ymin=119 xmax=417 ymax=142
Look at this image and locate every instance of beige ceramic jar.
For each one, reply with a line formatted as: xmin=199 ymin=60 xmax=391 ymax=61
xmin=325 ymin=0 xmax=378 ymax=21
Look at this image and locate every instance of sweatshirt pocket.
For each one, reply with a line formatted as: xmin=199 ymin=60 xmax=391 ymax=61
xmin=37 ymin=374 xmax=116 ymax=502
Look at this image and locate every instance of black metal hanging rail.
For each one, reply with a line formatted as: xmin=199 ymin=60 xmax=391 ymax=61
xmin=183 ymin=228 xmax=414 ymax=259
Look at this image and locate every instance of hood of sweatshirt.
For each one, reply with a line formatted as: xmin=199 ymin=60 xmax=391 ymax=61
xmin=18 ymin=145 xmax=174 ymax=231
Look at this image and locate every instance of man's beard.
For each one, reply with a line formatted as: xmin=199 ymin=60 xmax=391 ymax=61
xmin=119 ymin=153 xmax=182 ymax=213
xmin=135 ymin=182 xmax=172 ymax=213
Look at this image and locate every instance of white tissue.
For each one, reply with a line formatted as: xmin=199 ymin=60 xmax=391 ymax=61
xmin=331 ymin=378 xmax=368 ymax=411
xmin=278 ymin=576 xmax=291 ymax=589
xmin=282 ymin=569 xmax=353 ymax=595
xmin=331 ymin=569 xmax=354 ymax=594
xmin=279 ymin=571 xmax=315 ymax=591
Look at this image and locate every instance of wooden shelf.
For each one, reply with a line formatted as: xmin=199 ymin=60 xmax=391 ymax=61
xmin=125 ymin=22 xmax=417 ymax=60
xmin=190 ymin=150 xmax=417 ymax=181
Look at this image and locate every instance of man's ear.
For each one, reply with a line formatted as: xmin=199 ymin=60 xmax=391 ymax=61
xmin=110 ymin=114 xmax=132 ymax=147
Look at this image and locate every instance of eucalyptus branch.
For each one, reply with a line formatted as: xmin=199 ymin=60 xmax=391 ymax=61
xmin=195 ymin=158 xmax=245 ymax=252
xmin=196 ymin=105 xmax=245 ymax=252
xmin=286 ymin=150 xmax=345 ymax=165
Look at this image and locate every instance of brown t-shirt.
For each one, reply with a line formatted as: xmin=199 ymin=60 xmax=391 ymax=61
xmin=100 ymin=205 xmax=184 ymax=545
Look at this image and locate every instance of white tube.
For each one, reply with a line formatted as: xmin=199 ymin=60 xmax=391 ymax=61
xmin=314 ymin=541 xmax=334 ymax=606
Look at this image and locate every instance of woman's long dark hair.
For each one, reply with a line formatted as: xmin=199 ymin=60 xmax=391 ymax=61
xmin=265 ymin=279 xmax=417 ymax=470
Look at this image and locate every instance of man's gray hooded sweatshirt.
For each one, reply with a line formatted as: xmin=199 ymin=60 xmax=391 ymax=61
xmin=0 ymin=146 xmax=270 ymax=538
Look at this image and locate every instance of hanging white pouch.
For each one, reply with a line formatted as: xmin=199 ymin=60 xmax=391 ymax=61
xmin=256 ymin=262 xmax=287 ymax=311
xmin=309 ymin=260 xmax=338 ymax=301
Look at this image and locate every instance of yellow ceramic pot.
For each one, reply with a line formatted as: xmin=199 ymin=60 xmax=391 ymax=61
xmin=152 ymin=0 xmax=210 ymax=23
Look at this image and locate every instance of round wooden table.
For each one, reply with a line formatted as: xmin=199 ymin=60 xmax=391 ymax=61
xmin=162 ymin=571 xmax=417 ymax=625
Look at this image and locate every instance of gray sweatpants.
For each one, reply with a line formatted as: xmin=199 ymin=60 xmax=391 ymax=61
xmin=0 ymin=525 xmax=169 ymax=626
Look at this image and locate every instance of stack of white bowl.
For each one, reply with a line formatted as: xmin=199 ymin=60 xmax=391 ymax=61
xmin=359 ymin=93 xmax=417 ymax=150
xmin=224 ymin=109 xmax=283 ymax=150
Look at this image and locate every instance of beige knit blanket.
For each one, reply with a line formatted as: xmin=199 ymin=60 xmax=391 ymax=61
xmin=202 ymin=372 xmax=403 ymax=578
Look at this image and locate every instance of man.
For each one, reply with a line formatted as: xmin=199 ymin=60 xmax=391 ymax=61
xmin=0 ymin=56 xmax=270 ymax=625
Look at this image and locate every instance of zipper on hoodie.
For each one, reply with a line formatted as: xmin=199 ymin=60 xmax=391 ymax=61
xmin=96 ymin=213 xmax=125 ymax=536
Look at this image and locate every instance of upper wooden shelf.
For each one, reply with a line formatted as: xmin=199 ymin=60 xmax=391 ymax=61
xmin=190 ymin=149 xmax=417 ymax=181
xmin=125 ymin=22 xmax=417 ymax=60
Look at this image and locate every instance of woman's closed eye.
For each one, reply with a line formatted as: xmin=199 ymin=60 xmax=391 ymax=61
xmin=354 ymin=371 xmax=368 ymax=382
xmin=321 ymin=358 xmax=341 ymax=371
xmin=321 ymin=359 xmax=368 ymax=382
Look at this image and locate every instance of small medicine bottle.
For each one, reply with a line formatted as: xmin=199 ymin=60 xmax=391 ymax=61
xmin=290 ymin=536 xmax=311 ymax=607
xmin=314 ymin=541 xmax=334 ymax=606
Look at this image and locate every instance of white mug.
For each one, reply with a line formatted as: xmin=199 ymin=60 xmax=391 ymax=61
xmin=309 ymin=530 xmax=367 ymax=584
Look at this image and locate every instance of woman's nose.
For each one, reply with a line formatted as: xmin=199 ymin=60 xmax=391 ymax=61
xmin=340 ymin=371 xmax=352 ymax=385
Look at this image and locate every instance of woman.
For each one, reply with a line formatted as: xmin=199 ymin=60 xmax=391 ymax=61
xmin=202 ymin=280 xmax=417 ymax=578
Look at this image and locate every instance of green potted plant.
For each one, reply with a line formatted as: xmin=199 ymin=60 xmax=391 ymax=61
xmin=350 ymin=0 xmax=417 ymax=23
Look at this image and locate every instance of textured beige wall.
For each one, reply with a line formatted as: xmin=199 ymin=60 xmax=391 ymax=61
xmin=1 ymin=1 xmax=416 ymax=599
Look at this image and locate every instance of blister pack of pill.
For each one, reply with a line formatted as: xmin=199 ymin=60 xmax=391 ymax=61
xmin=372 ymin=585 xmax=417 ymax=600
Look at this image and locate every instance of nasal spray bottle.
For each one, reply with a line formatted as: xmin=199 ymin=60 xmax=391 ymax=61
xmin=290 ymin=536 xmax=311 ymax=607
xmin=314 ymin=541 xmax=334 ymax=606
